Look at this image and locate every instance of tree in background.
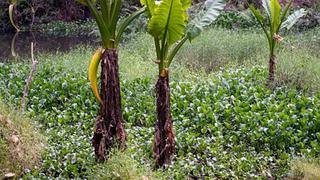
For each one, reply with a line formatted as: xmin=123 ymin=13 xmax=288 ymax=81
xmin=249 ymin=0 xmax=306 ymax=86
xmin=141 ymin=0 xmax=225 ymax=167
xmin=78 ymin=0 xmax=145 ymax=162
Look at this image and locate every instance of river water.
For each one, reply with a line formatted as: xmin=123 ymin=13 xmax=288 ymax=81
xmin=0 ymin=32 xmax=99 ymax=62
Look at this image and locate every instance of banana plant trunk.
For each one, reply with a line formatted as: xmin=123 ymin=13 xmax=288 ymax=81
xmin=92 ymin=49 xmax=126 ymax=162
xmin=268 ymin=54 xmax=277 ymax=85
xmin=154 ymin=70 xmax=175 ymax=168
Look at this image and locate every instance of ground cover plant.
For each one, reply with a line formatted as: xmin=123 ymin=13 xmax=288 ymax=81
xmin=0 ymin=28 xmax=319 ymax=178
xmin=0 ymin=11 xmax=319 ymax=178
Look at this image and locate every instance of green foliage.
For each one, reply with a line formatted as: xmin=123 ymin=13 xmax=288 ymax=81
xmin=148 ymin=0 xmax=187 ymax=45
xmin=213 ymin=10 xmax=259 ymax=29
xmin=143 ymin=0 xmax=191 ymax=70
xmin=0 ymin=60 xmax=319 ymax=178
xmin=143 ymin=0 xmax=224 ymax=70
xmin=78 ymin=0 xmax=145 ymax=48
xmin=33 ymin=20 xmax=98 ymax=36
xmin=176 ymin=27 xmax=320 ymax=92
xmin=249 ymin=0 xmax=306 ymax=55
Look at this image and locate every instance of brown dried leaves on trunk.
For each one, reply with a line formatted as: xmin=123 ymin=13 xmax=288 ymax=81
xmin=154 ymin=74 xmax=175 ymax=168
xmin=92 ymin=49 xmax=126 ymax=162
xmin=268 ymin=55 xmax=277 ymax=86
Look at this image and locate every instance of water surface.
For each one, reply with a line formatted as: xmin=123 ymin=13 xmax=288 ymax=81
xmin=0 ymin=32 xmax=98 ymax=62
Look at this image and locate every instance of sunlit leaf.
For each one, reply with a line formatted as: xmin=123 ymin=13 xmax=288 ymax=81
xmin=270 ymin=0 xmax=281 ymax=34
xmin=281 ymin=9 xmax=306 ymax=30
xmin=148 ymin=0 xmax=188 ymax=45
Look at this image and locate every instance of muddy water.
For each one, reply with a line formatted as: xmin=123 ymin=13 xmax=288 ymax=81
xmin=0 ymin=32 xmax=99 ymax=62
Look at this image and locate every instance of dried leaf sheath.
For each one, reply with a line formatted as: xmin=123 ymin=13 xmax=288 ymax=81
xmin=154 ymin=74 xmax=175 ymax=167
xmin=92 ymin=49 xmax=126 ymax=162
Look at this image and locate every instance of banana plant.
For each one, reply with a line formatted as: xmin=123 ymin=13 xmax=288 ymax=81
xmin=78 ymin=0 xmax=145 ymax=162
xmin=249 ymin=0 xmax=306 ymax=85
xmin=9 ymin=0 xmax=20 ymax=32
xmin=141 ymin=0 xmax=225 ymax=167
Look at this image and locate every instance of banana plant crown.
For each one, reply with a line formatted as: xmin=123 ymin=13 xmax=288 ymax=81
xmin=78 ymin=0 xmax=145 ymax=48
xmin=141 ymin=0 xmax=225 ymax=71
xmin=249 ymin=0 xmax=306 ymax=55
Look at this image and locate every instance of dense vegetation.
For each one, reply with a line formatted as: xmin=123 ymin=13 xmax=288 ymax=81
xmin=0 ymin=0 xmax=319 ymax=178
xmin=0 ymin=26 xmax=319 ymax=178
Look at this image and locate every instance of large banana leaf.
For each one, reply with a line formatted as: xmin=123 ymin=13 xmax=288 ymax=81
xmin=148 ymin=0 xmax=188 ymax=45
xmin=281 ymin=9 xmax=306 ymax=30
xmin=187 ymin=0 xmax=225 ymax=41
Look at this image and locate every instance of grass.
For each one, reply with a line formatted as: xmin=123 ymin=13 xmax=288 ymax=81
xmin=0 ymin=101 xmax=44 ymax=178
xmin=289 ymin=157 xmax=320 ymax=179
xmin=178 ymin=28 xmax=320 ymax=91
xmin=91 ymin=150 xmax=166 ymax=180
xmin=32 ymin=27 xmax=320 ymax=92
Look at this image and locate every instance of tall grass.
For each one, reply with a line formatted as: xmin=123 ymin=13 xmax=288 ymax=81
xmin=90 ymin=150 xmax=167 ymax=180
xmin=32 ymin=27 xmax=320 ymax=92
xmin=289 ymin=157 xmax=320 ymax=179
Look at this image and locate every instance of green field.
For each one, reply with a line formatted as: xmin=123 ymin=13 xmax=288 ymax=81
xmin=0 ymin=27 xmax=319 ymax=179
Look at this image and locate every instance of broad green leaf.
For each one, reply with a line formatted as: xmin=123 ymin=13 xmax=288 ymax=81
xmin=181 ymin=0 xmax=191 ymax=21
xmin=140 ymin=0 xmax=156 ymax=16
xmin=187 ymin=0 xmax=225 ymax=41
xmin=148 ymin=0 xmax=187 ymax=45
xmin=281 ymin=9 xmax=306 ymax=30
xmin=181 ymin=0 xmax=191 ymax=10
xmin=270 ymin=0 xmax=281 ymax=33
